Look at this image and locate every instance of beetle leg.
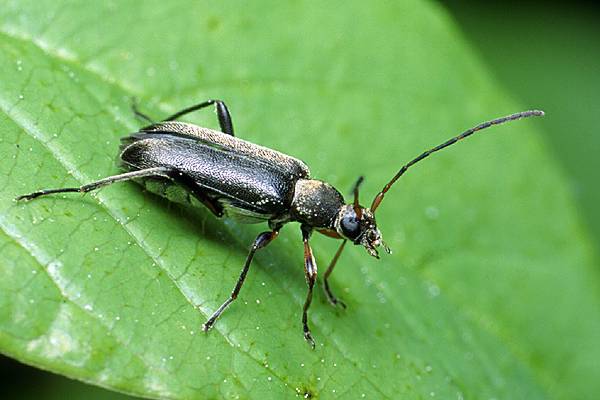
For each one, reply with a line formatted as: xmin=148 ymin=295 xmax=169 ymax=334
xmin=185 ymin=190 xmax=223 ymax=218
xmin=202 ymin=229 xmax=279 ymax=332
xmin=15 ymin=167 xmax=172 ymax=201
xmin=323 ymin=239 xmax=347 ymax=309
xmin=166 ymin=171 xmax=224 ymax=218
xmin=162 ymin=99 xmax=234 ymax=136
xmin=301 ymin=225 xmax=317 ymax=349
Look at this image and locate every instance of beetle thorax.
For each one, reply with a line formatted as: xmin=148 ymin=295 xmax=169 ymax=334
xmin=290 ymin=179 xmax=345 ymax=228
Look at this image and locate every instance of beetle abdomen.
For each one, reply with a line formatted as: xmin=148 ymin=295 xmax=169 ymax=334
xmin=136 ymin=175 xmax=197 ymax=206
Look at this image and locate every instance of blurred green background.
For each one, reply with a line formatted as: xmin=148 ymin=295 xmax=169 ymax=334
xmin=2 ymin=1 xmax=599 ymax=399
xmin=447 ymin=1 xmax=600 ymax=248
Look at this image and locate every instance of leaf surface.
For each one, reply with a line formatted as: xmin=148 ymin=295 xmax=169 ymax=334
xmin=1 ymin=1 xmax=599 ymax=399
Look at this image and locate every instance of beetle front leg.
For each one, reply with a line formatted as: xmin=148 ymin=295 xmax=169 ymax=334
xmin=323 ymin=239 xmax=347 ymax=309
xmin=202 ymin=229 xmax=279 ymax=332
xmin=301 ymin=225 xmax=318 ymax=349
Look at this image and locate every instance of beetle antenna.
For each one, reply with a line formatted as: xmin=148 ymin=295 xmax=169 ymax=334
xmin=370 ymin=110 xmax=545 ymax=212
xmin=351 ymin=176 xmax=364 ymax=218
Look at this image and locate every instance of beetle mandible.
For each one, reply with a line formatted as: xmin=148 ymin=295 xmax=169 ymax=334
xmin=16 ymin=99 xmax=544 ymax=347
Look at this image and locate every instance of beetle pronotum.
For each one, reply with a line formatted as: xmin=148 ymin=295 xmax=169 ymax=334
xmin=17 ymin=99 xmax=544 ymax=347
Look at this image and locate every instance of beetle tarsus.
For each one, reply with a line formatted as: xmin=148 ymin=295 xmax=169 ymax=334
xmin=16 ymin=187 xmax=82 ymax=201
xmin=304 ymin=327 xmax=316 ymax=349
xmin=324 ymin=283 xmax=347 ymax=309
xmin=202 ymin=298 xmax=233 ymax=332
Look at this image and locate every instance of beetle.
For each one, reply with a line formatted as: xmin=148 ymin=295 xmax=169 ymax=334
xmin=16 ymin=99 xmax=544 ymax=347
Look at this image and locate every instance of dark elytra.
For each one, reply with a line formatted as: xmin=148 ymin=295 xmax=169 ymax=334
xmin=16 ymin=99 xmax=544 ymax=348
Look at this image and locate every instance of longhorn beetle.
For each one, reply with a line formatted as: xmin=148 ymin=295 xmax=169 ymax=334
xmin=16 ymin=99 xmax=544 ymax=348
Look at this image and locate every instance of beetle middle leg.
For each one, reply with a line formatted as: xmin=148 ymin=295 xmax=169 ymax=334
xmin=15 ymin=167 xmax=172 ymax=201
xmin=301 ymin=225 xmax=318 ymax=348
xmin=202 ymin=228 xmax=279 ymax=332
xmin=166 ymin=172 xmax=225 ymax=218
xmin=323 ymin=239 xmax=347 ymax=308
xmin=131 ymin=99 xmax=155 ymax=125
xmin=132 ymin=99 xmax=234 ymax=136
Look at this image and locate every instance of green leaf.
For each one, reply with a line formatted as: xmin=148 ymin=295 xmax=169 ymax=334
xmin=1 ymin=1 xmax=598 ymax=399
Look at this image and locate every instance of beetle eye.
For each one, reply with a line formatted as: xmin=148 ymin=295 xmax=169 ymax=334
xmin=340 ymin=215 xmax=361 ymax=240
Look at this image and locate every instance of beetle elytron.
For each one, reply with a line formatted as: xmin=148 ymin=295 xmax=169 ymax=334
xmin=17 ymin=99 xmax=544 ymax=347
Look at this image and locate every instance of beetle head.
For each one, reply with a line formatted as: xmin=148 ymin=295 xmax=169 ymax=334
xmin=335 ymin=176 xmax=390 ymax=258
xmin=334 ymin=204 xmax=391 ymax=258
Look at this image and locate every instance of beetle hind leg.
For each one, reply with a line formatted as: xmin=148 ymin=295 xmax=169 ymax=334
xmin=202 ymin=229 xmax=279 ymax=332
xmin=15 ymin=167 xmax=171 ymax=201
